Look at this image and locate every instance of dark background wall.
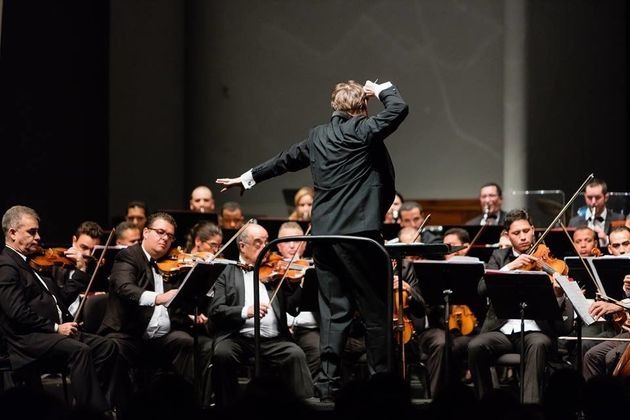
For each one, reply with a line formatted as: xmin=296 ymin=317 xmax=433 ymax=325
xmin=1 ymin=0 xmax=627 ymax=245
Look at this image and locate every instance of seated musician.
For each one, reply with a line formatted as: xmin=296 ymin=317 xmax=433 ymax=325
xmin=572 ymin=226 xmax=599 ymax=257
xmin=467 ymin=209 xmax=574 ymax=404
xmin=277 ymin=221 xmax=320 ymax=378
xmin=398 ymin=201 xmax=441 ymax=244
xmin=125 ymin=200 xmax=148 ymax=230
xmin=562 ymin=226 xmax=617 ymax=362
xmin=49 ymin=221 xmax=104 ymax=316
xmin=395 ymin=227 xmax=476 ymax=397
xmin=184 ymin=220 xmax=223 ymax=256
xmin=384 ymin=191 xmax=404 ymax=224
xmin=288 ymin=186 xmax=314 ymax=222
xmin=568 ymin=178 xmax=625 ymax=247
xmin=98 ymin=212 xmax=213 ymax=406
xmin=219 ymin=201 xmax=245 ymax=230
xmin=465 ymin=182 xmax=506 ymax=226
xmin=189 ymin=185 xmax=216 ymax=213
xmin=0 ymin=205 xmax=117 ymax=412
xmin=583 ymin=226 xmax=630 ymax=380
xmin=115 ymin=221 xmax=141 ymax=246
xmin=208 ymin=223 xmax=313 ymax=407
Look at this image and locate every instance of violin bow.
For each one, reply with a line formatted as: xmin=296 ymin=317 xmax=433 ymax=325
xmin=463 ymin=223 xmax=488 ymax=256
xmin=412 ymin=213 xmax=432 ymax=243
xmin=268 ymin=224 xmax=312 ymax=305
xmin=74 ymin=227 xmax=115 ymax=324
xmin=528 ymin=173 xmax=594 ymax=255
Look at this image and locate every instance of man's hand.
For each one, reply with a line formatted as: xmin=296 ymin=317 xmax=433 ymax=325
xmin=216 ymin=177 xmax=245 ymax=195
xmin=505 ymin=254 xmax=537 ymax=271
xmin=623 ymin=274 xmax=630 ymax=296
xmin=155 ymin=289 xmax=178 ymax=306
xmin=588 ymin=300 xmax=621 ymax=319
xmin=64 ymin=247 xmax=87 ymax=272
xmin=246 ymin=303 xmax=269 ymax=319
xmin=58 ymin=322 xmax=79 ymax=337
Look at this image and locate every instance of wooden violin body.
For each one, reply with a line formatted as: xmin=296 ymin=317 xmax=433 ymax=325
xmin=258 ymin=252 xmax=313 ymax=284
xmin=29 ymin=247 xmax=75 ymax=272
xmin=448 ymin=304 xmax=477 ymax=336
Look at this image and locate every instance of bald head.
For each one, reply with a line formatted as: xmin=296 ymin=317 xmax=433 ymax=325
xmin=190 ymin=185 xmax=215 ymax=213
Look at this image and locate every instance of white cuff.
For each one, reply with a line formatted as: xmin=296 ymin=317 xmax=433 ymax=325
xmin=241 ymin=306 xmax=249 ymax=319
xmin=373 ymin=82 xmax=393 ymax=98
xmin=54 ymin=323 xmax=59 ymax=332
xmin=241 ymin=170 xmax=256 ymax=190
xmin=140 ymin=291 xmax=157 ymax=307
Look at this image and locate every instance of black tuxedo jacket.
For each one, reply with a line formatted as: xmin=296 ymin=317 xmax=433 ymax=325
xmin=567 ymin=209 xmax=625 ymax=233
xmin=209 ymin=264 xmax=301 ymax=344
xmin=479 ymin=247 xmax=574 ymax=337
xmin=99 ymin=243 xmax=181 ymax=337
xmin=465 ymin=210 xmax=506 ymax=226
xmin=0 ymin=247 xmax=82 ymax=368
xmin=251 ymin=86 xmax=408 ymax=236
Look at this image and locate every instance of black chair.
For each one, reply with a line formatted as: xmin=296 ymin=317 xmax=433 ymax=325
xmin=79 ymin=293 xmax=109 ymax=334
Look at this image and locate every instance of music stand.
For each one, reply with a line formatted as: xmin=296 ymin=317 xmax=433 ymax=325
xmin=412 ymin=259 xmax=485 ymax=384
xmin=588 ymin=256 xmax=630 ymax=301
xmin=484 ymin=269 xmax=562 ymax=403
xmin=385 ymin=243 xmax=452 ymax=378
xmin=564 ymin=257 xmax=599 ymax=299
xmin=165 ymin=260 xmax=227 ymax=403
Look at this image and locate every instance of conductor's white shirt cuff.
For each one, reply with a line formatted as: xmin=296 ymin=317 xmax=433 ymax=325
xmin=374 ymin=82 xmax=393 ymax=99
xmin=241 ymin=170 xmax=256 ymax=190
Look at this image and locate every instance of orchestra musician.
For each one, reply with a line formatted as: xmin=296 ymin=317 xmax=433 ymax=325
xmin=288 ymin=186 xmax=314 ymax=222
xmin=277 ymin=221 xmax=320 ymax=378
xmin=384 ymin=191 xmax=404 ymax=224
xmin=125 ymin=200 xmax=148 ymax=231
xmin=189 ymin=185 xmax=215 ymax=213
xmin=50 ymin=221 xmax=104 ymax=316
xmin=582 ymin=226 xmax=630 ymax=380
xmin=467 ymin=209 xmax=574 ymax=404
xmin=98 ymin=212 xmax=213 ymax=406
xmin=398 ymin=201 xmax=441 ymax=244
xmin=216 ymin=79 xmax=408 ymax=402
xmin=220 ymin=201 xmax=245 ymax=230
xmin=115 ymin=220 xmax=141 ymax=246
xmin=0 ymin=205 xmax=117 ymax=413
xmin=184 ymin=220 xmax=223 ymax=255
xmin=208 ymin=223 xmax=313 ymax=407
xmin=572 ymin=226 xmax=599 ymax=257
xmin=398 ymin=227 xmax=479 ymax=397
xmin=466 ymin=183 xmax=506 ymax=226
xmin=568 ymin=178 xmax=625 ymax=247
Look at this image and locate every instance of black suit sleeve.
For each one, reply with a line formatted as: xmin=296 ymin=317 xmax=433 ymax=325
xmin=0 ymin=263 xmax=56 ymax=333
xmin=209 ymin=267 xmax=246 ymax=331
xmin=252 ymin=140 xmax=311 ymax=184
xmin=109 ymin=250 xmax=146 ymax=303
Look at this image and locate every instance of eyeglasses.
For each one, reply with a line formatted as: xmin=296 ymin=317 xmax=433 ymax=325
xmin=147 ymin=227 xmax=176 ymax=242
xmin=204 ymin=241 xmax=221 ymax=251
xmin=610 ymin=240 xmax=630 ymax=249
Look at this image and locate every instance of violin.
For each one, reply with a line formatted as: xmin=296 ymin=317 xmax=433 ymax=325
xmin=448 ymin=305 xmax=477 ymax=335
xmin=29 ymin=247 xmax=78 ymax=272
xmin=393 ymin=283 xmax=414 ymax=345
xmin=156 ymin=248 xmax=248 ymax=278
xmin=258 ymin=252 xmax=313 ymax=284
xmin=523 ymin=243 xmax=568 ymax=280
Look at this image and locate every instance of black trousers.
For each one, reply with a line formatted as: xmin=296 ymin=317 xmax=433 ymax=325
xmin=312 ymin=232 xmax=389 ymax=399
xmin=38 ymin=331 xmax=117 ymax=411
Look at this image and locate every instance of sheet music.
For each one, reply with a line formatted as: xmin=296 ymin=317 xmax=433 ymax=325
xmin=555 ymin=275 xmax=596 ymax=326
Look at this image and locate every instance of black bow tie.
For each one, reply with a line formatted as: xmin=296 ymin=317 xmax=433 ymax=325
xmin=487 ymin=213 xmax=498 ymax=219
xmin=589 ymin=216 xmax=604 ymax=223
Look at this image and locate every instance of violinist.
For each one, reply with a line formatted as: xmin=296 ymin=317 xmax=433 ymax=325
xmin=208 ymin=223 xmax=313 ymax=407
xmin=399 ymin=201 xmax=441 ymax=244
xmin=572 ymin=226 xmax=599 ymax=257
xmin=98 ymin=212 xmax=214 ymax=406
xmin=184 ymin=220 xmax=223 ymax=255
xmin=0 ymin=205 xmax=117 ymax=413
xmin=403 ymin=227 xmax=480 ymax=397
xmin=583 ymin=226 xmax=630 ymax=380
xmin=278 ymin=222 xmax=320 ymax=378
xmin=46 ymin=221 xmax=105 ymax=315
xmin=468 ymin=209 xmax=575 ymax=404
